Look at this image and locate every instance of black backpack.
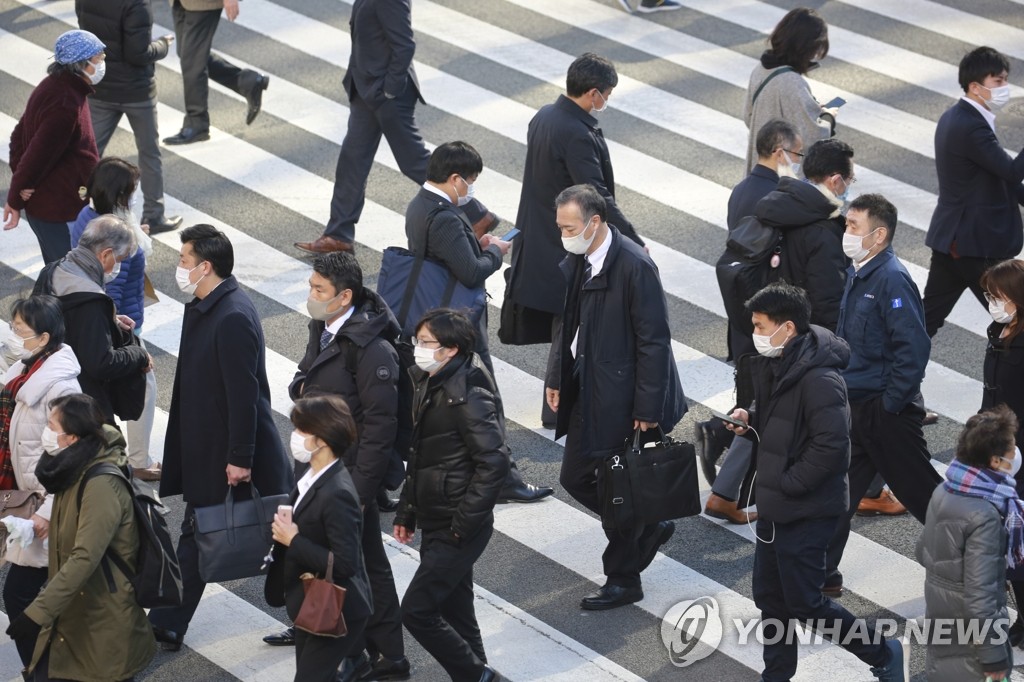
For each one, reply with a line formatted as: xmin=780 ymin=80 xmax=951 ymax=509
xmin=77 ymin=463 xmax=183 ymax=608
xmin=716 ymin=215 xmax=784 ymax=337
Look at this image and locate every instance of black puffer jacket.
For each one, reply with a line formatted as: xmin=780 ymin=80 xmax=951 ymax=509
xmin=395 ymin=354 xmax=510 ymax=540
xmin=740 ymin=326 xmax=851 ymax=524
xmin=756 ymin=178 xmax=848 ymax=331
xmin=76 ymin=0 xmax=170 ymax=103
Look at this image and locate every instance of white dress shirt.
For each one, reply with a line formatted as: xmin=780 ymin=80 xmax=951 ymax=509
xmin=294 ymin=459 xmax=338 ymax=511
xmin=570 ymin=229 xmax=613 ymax=358
xmin=324 ymin=305 xmax=356 ymax=337
xmin=961 ymin=95 xmax=997 ymax=133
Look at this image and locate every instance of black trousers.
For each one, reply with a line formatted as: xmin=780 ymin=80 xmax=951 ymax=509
xmin=402 ymin=524 xmax=492 ymax=682
xmin=754 ymin=516 xmax=888 ymax=681
xmin=923 ymin=249 xmax=1001 ymax=338
xmin=354 ymin=501 xmax=404 ymax=660
xmin=326 ymin=85 xmax=429 ymax=243
xmin=825 ymin=397 xmax=942 ymax=579
xmin=148 ymin=505 xmax=205 ymax=635
xmin=294 ymin=617 xmax=367 ymax=682
xmin=25 ymin=213 xmax=72 ymax=265
xmin=3 ymin=563 xmax=49 ymax=666
xmin=559 ymin=402 xmax=657 ymax=588
xmin=172 ymin=0 xmax=258 ymax=131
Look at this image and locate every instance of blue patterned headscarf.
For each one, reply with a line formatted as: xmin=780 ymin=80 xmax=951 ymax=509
xmin=53 ymin=30 xmax=105 ymax=65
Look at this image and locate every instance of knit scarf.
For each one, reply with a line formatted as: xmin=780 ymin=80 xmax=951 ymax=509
xmin=34 ymin=435 xmax=103 ymax=495
xmin=944 ymin=459 xmax=1024 ymax=569
xmin=0 ymin=349 xmax=56 ymax=489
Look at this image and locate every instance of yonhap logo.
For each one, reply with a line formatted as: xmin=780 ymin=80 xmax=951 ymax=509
xmin=661 ymin=597 xmax=723 ymax=667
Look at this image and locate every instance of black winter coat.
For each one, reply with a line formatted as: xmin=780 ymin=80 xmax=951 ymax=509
xmin=509 ymin=95 xmax=644 ymax=315
xmin=395 ymin=354 xmax=510 ymax=540
xmin=160 ymin=277 xmax=293 ymax=507
xmin=739 ymin=327 xmax=851 ymax=523
xmin=982 ymin=323 xmax=1024 ymax=498
xmin=727 ymin=164 xmax=779 ymax=231
xmin=289 ymin=290 xmax=402 ymax=506
xmin=756 ymin=178 xmax=848 ymax=331
xmin=546 ymin=227 xmax=687 ymax=459
xmin=75 ymin=0 xmax=169 ymax=103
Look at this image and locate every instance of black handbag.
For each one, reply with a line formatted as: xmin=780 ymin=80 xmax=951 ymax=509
xmin=108 ymin=327 xmax=147 ymax=422
xmin=601 ymin=427 xmax=701 ymax=530
xmin=497 ymin=263 xmax=554 ymax=346
xmin=193 ymin=484 xmax=289 ymax=583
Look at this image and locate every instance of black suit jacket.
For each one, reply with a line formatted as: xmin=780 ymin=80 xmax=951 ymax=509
xmin=926 ymin=99 xmax=1024 ymax=259
xmin=159 ymin=277 xmax=293 ymax=507
xmin=727 ymin=164 xmax=779 ymax=232
xmin=343 ymin=0 xmax=424 ymax=109
xmin=264 ymin=461 xmax=373 ymax=623
xmin=510 ymin=95 xmax=644 ymax=315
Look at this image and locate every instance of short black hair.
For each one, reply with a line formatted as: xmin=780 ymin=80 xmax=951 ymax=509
xmin=11 ymin=295 xmax=65 ymax=356
xmin=848 ymin=194 xmax=898 ymax=244
xmin=755 ymin=119 xmax=800 ymax=159
xmin=802 ymin=139 xmax=854 ymax=182
xmin=290 ymin=394 xmax=357 ymax=459
xmin=87 ymin=157 xmax=139 ymax=214
xmin=426 ymin=141 xmax=483 ymax=184
xmin=745 ymin=282 xmax=812 ymax=333
xmin=415 ymin=308 xmax=477 ymax=356
xmin=49 ymin=393 xmax=106 ymax=441
xmin=956 ymin=404 xmax=1018 ymax=469
xmin=767 ymin=8 xmax=829 ymax=74
xmin=555 ymin=184 xmax=607 ymax=223
xmin=180 ymin=224 xmax=233 ymax=278
xmin=566 ymin=53 xmax=618 ymax=98
xmin=47 ymin=59 xmax=90 ymax=78
xmin=312 ymin=252 xmax=364 ymax=306
xmin=959 ymin=46 xmax=1010 ymax=93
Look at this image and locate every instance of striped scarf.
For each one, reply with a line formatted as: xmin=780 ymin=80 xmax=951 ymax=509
xmin=944 ymin=458 xmax=1024 ymax=569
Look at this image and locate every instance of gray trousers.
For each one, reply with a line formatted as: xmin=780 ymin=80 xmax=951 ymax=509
xmin=711 ymin=435 xmax=753 ymax=502
xmin=89 ymin=97 xmax=166 ymax=222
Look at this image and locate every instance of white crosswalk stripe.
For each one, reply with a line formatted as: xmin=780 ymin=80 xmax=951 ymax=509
xmin=1 ymin=0 xmax=1022 ymax=679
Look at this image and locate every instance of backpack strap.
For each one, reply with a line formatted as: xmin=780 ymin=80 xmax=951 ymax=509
xmin=77 ymin=462 xmax=132 ymax=594
xmin=751 ymin=66 xmax=795 ymax=106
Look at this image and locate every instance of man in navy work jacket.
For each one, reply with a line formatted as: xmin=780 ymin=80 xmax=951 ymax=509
xmin=924 ymin=46 xmax=1024 ymax=339
xmin=825 ymin=194 xmax=941 ymax=597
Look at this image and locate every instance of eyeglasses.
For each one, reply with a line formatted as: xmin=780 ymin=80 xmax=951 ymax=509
xmin=985 ymin=292 xmax=1004 ymax=305
xmin=7 ymin=324 xmax=38 ymax=340
xmin=782 ymin=149 xmax=804 ymax=158
xmin=412 ymin=337 xmax=441 ymax=349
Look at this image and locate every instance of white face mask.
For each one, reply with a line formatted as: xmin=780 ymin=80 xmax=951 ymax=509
xmin=982 ymin=83 xmax=1011 ymax=113
xmin=104 ymin=259 xmax=121 ymax=284
xmin=561 ymin=219 xmax=598 ymax=255
xmin=6 ymin=328 xmax=40 ymax=361
xmin=1001 ymin=447 xmax=1022 ymax=477
xmin=453 ymin=177 xmax=474 ymax=207
xmin=592 ymin=89 xmax=608 ymax=113
xmin=842 ymin=228 xmax=880 ymax=263
xmin=989 ymin=297 xmax=1016 ymax=324
xmin=752 ymin=324 xmax=788 ymax=358
xmin=413 ymin=344 xmax=444 ymax=373
xmin=175 ymin=263 xmax=206 ymax=295
xmin=290 ymin=430 xmax=316 ymax=464
xmin=777 ymin=150 xmax=801 ymax=179
xmin=87 ymin=60 xmax=105 ymax=85
xmin=41 ymin=426 xmax=65 ymax=454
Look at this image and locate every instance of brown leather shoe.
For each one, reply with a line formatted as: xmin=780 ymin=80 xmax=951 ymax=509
xmin=294 ymin=235 xmax=354 ymax=254
xmin=922 ymin=409 xmax=939 ymax=426
xmin=132 ymin=463 xmax=161 ymax=482
xmin=856 ymin=489 xmax=907 ymax=516
xmin=704 ymin=492 xmax=758 ymax=524
xmin=471 ymin=211 xmax=500 ymax=240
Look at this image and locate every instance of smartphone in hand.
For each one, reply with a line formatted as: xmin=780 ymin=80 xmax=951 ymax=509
xmin=277 ymin=505 xmax=293 ymax=525
xmin=711 ymin=409 xmax=747 ymax=429
xmin=822 ymin=96 xmax=846 ymax=109
xmin=502 ymin=227 xmax=521 ymax=240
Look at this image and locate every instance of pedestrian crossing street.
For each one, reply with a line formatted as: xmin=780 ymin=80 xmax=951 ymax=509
xmin=1 ymin=0 xmax=1023 ymax=679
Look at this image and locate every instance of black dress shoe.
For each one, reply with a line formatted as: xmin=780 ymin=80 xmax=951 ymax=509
xmin=359 ymin=654 xmax=410 ymax=681
xmin=580 ymin=584 xmax=644 ymax=611
xmin=262 ymin=626 xmax=294 ymax=646
xmin=163 ymin=127 xmax=210 ymax=145
xmin=695 ymin=419 xmax=730 ymax=485
xmin=145 ymin=215 xmax=183 ymax=235
xmin=338 ymin=652 xmax=372 ymax=682
xmin=497 ymin=480 xmax=554 ymax=504
xmin=478 ymin=665 xmax=498 ymax=682
xmin=151 ymin=625 xmax=183 ymax=651
xmin=639 ymin=520 xmax=675 ymax=572
xmin=922 ymin=409 xmax=939 ymax=426
xmin=376 ymin=489 xmax=399 ymax=513
xmin=245 ymin=74 xmax=270 ymax=125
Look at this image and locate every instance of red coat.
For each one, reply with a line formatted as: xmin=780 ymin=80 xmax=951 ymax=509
xmin=7 ymin=71 xmax=98 ymax=222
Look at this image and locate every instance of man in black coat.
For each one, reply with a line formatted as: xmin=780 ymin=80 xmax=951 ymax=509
xmin=272 ymin=252 xmax=410 ymax=681
xmin=510 ymin=53 xmax=645 ymax=425
xmin=75 ymin=0 xmax=181 ymax=232
xmin=545 ymin=185 xmax=686 ymax=611
xmin=729 ymin=283 xmax=905 ymax=682
xmin=148 ymin=224 xmax=293 ymax=650
xmin=924 ymin=46 xmax=1024 ymax=339
xmin=33 ymin=214 xmax=152 ymax=424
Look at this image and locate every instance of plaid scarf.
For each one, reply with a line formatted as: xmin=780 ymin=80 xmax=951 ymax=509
xmin=945 ymin=458 xmax=1024 ymax=569
xmin=0 ymin=350 xmax=55 ymax=489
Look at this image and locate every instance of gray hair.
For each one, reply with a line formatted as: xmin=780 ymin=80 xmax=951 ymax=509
xmin=555 ymin=184 xmax=607 ymax=223
xmin=79 ymin=214 xmax=138 ymax=260
xmin=46 ymin=59 xmax=90 ymax=77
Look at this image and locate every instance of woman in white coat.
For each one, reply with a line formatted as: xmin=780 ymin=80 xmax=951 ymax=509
xmin=0 ymin=295 xmax=81 ymax=667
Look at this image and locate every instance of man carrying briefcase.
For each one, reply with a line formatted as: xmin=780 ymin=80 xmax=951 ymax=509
xmin=544 ymin=184 xmax=687 ymax=611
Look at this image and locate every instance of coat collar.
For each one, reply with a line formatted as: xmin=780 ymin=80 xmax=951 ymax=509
xmin=191 ymin=276 xmax=239 ymax=314
xmin=293 ymin=460 xmax=339 ymax=518
xmin=849 ymin=246 xmax=895 ymax=281
xmin=555 ymin=94 xmax=599 ymax=129
xmin=750 ymin=164 xmax=779 ymax=182
xmin=558 ymin=226 xmax=623 ymax=291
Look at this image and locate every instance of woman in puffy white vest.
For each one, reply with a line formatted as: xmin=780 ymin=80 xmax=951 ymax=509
xmin=0 ymin=295 xmax=81 ymax=667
